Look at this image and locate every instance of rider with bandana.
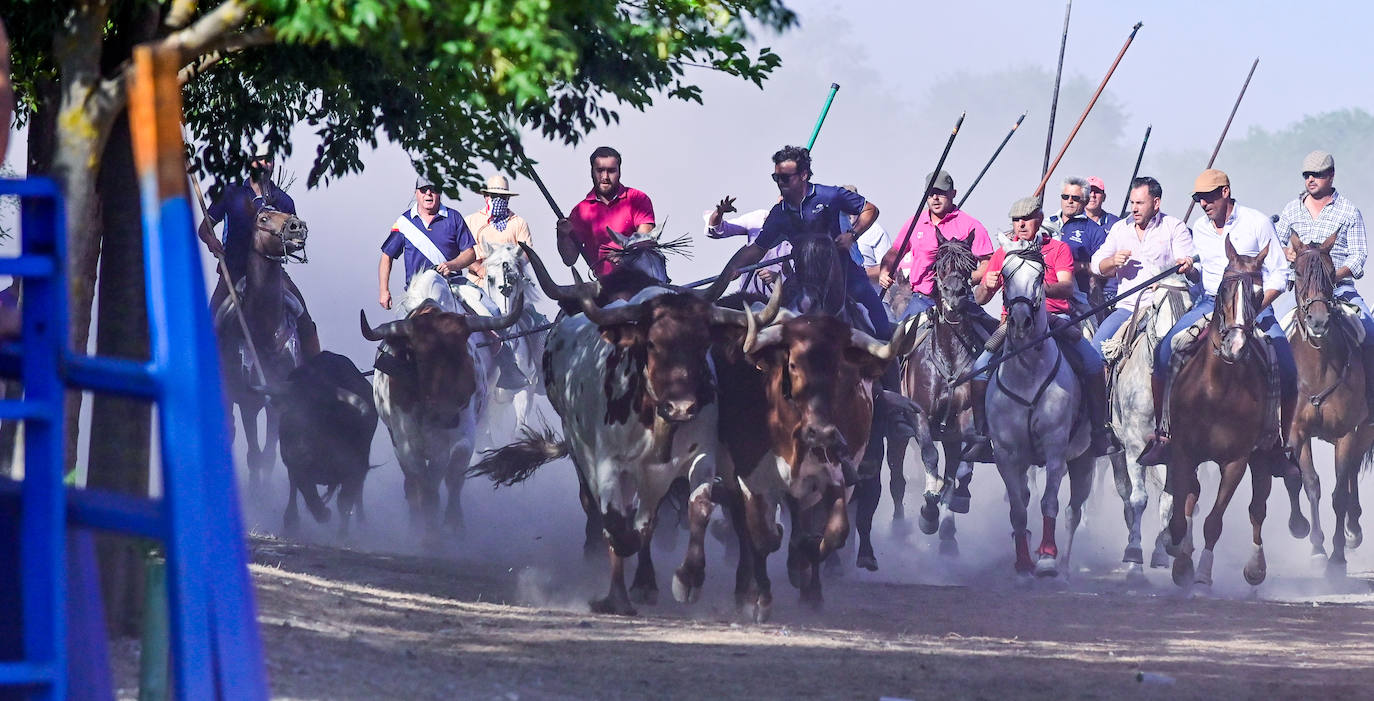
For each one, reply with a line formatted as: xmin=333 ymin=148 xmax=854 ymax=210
xmin=964 ymin=196 xmax=1119 ymax=462
xmin=464 ymin=174 xmax=532 ymax=286
xmin=197 ymin=140 xmax=321 ymax=357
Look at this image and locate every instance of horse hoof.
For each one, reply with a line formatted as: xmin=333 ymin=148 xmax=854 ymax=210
xmin=1124 ymin=563 xmax=1147 ymax=586
xmin=949 ymin=493 xmax=971 ymax=514
xmin=1035 ymin=555 xmax=1058 ymax=578
xmin=939 ymin=538 xmax=960 ymax=557
xmin=589 ymin=597 xmax=637 ymax=617
xmin=1188 ymin=582 xmax=1212 ymax=599
xmin=1346 ymin=525 xmax=1363 ymax=550
xmin=1150 ymin=547 xmax=1171 ymax=569
xmin=1327 ymin=557 xmax=1348 ymax=579
xmin=1172 ymin=556 xmax=1194 ymax=588
xmin=856 ymin=554 xmax=879 ymax=572
xmin=918 ymin=512 xmax=939 ymax=536
xmin=672 ymin=574 xmax=701 ymax=604
xmin=1123 ymin=545 xmax=1144 ymax=565
xmin=754 ymin=599 xmax=773 ymax=624
xmin=628 ymin=585 xmax=658 ymax=606
xmin=1289 ymin=513 xmax=1311 ymax=539
xmin=1244 ymin=557 xmax=1267 ymax=587
xmin=824 ymin=554 xmax=846 ymax=580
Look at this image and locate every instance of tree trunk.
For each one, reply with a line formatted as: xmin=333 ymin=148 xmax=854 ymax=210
xmin=88 ymin=112 xmax=151 ymax=636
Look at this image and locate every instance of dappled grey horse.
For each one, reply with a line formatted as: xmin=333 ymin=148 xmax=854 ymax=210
xmin=1103 ymin=275 xmax=1191 ymax=580
xmin=986 ymin=241 xmax=1094 ymax=577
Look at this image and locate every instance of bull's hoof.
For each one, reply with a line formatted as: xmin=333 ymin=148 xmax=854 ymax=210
xmin=589 ymin=596 xmax=637 ymax=617
xmin=1289 ymin=512 xmax=1311 ymax=539
xmin=672 ymin=572 xmax=702 ymax=605
xmin=939 ymin=538 xmax=959 ymax=557
xmin=799 ymin=588 xmax=824 ymax=610
xmin=1244 ymin=548 xmax=1267 ymax=586
xmin=1034 ymin=555 xmax=1059 ymax=578
xmin=1347 ymin=523 xmax=1364 ymax=550
xmin=1123 ymin=545 xmax=1144 ymax=565
xmin=1327 ymin=556 xmax=1348 ymax=579
xmin=1172 ymin=555 xmax=1194 ymax=588
xmin=856 ymin=553 xmax=879 ymax=571
xmin=283 ymin=509 xmax=301 ymax=534
xmin=628 ymin=584 xmax=659 ymax=606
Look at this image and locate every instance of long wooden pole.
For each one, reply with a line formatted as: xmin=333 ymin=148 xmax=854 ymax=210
xmin=1179 ymin=57 xmax=1259 ymax=224
xmin=957 ymin=112 xmax=1026 ymax=209
xmin=1118 ymin=124 xmax=1151 ymax=218
xmin=1033 ymin=21 xmax=1143 ymax=198
xmin=882 ymin=112 xmax=966 ymax=303
xmin=1043 ymin=0 xmax=1072 ymax=179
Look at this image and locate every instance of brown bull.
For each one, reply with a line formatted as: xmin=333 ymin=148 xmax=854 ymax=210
xmin=712 ymin=289 xmax=909 ymax=621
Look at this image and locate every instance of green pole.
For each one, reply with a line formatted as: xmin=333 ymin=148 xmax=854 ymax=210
xmin=806 ymin=83 xmax=840 ymax=151
xmin=138 ymin=548 xmax=169 ymax=701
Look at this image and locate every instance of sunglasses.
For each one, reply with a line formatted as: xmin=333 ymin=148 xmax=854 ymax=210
xmin=417 ymin=186 xmax=438 ymax=194
xmin=1191 ymin=188 xmax=1224 ymax=203
xmin=771 ymin=172 xmax=802 ymax=184
xmin=1060 ymin=194 xmax=1086 ymax=203
xmin=1011 ymin=215 xmax=1038 ymax=223
xmin=1302 ymin=170 xmax=1334 ymax=180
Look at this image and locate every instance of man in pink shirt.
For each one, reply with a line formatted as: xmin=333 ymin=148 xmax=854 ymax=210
xmin=878 ymin=170 xmax=995 ymax=325
xmin=555 ymin=146 xmax=656 ymax=278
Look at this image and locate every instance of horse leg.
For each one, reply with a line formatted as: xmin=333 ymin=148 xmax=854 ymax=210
xmin=921 ymin=438 xmax=955 ymax=535
xmin=995 ymin=458 xmax=1033 ymax=575
xmin=1244 ymin=462 xmax=1270 ymax=586
xmin=1196 ymin=458 xmax=1248 ymax=588
xmin=951 ymin=459 xmax=974 ymax=514
xmin=854 ymin=476 xmax=880 ymax=571
xmin=1165 ymin=457 xmax=1198 ymax=587
xmin=240 ymin=402 xmax=264 ymax=492
xmin=1328 ymin=437 xmax=1359 ymax=577
xmin=1036 ymin=456 xmax=1070 ymax=578
xmin=1151 ymin=467 xmax=1175 ymax=569
xmin=1299 ymin=438 xmax=1327 ymax=558
xmin=263 ymin=405 xmax=281 ymax=482
xmin=1348 ymin=458 xmax=1365 ymax=550
xmin=887 ymin=434 xmax=909 ymax=523
xmin=1286 ymin=436 xmax=1312 ymax=539
xmin=1062 ymin=455 xmax=1095 ymax=580
xmin=673 ymin=482 xmax=715 ymax=604
xmin=283 ymin=472 xmax=301 ymax=533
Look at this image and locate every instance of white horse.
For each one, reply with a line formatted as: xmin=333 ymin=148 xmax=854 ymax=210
xmin=481 ymin=243 xmax=548 ymax=428
xmin=986 ymin=240 xmax=1094 ymax=577
xmin=1104 ymin=274 xmax=1192 ymax=581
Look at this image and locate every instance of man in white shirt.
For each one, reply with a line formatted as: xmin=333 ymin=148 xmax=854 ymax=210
xmin=842 ymin=184 xmax=892 ymax=293
xmin=703 ymin=195 xmax=789 ymax=295
xmin=1139 ymin=170 xmax=1295 ymax=467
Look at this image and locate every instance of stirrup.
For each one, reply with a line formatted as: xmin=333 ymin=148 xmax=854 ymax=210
xmin=1091 ymin=427 xmax=1123 ymax=457
xmin=1138 ymin=430 xmax=1171 ymax=466
xmin=961 ymin=435 xmax=996 ymax=463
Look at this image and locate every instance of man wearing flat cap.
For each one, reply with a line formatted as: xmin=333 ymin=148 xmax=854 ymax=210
xmin=464 ymin=174 xmax=532 ymax=286
xmin=1274 ymin=151 xmax=1374 ymax=417
xmin=1139 ymin=169 xmax=1295 ymax=467
xmin=962 ymin=195 xmax=1119 ymax=462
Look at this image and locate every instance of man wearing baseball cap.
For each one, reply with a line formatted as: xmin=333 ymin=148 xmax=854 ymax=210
xmin=1140 ymin=169 xmax=1294 ymax=467
xmin=1274 ymin=151 xmax=1374 ymax=415
xmin=464 ymin=174 xmax=532 ymax=285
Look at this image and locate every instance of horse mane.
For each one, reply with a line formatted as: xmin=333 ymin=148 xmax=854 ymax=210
xmin=934 ymin=237 xmax=979 ymax=279
xmin=1294 ymin=244 xmax=1337 ymax=296
xmin=1004 ymin=244 xmax=1045 ymax=268
xmin=784 ymin=235 xmax=845 ymax=315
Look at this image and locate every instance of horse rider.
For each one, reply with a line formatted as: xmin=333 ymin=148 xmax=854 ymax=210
xmin=197 ymin=140 xmax=321 ymax=357
xmin=377 ymin=175 xmax=527 ymax=389
xmin=714 ymin=145 xmax=891 ymax=340
xmin=1276 ymin=150 xmax=1374 ymax=413
xmin=878 ymin=170 xmax=996 ymax=332
xmin=844 ymin=184 xmax=894 ymax=295
xmin=464 ymin=174 xmax=532 ymax=287
xmin=703 ymin=195 xmax=790 ymax=295
xmin=963 ymin=196 xmax=1119 ymax=462
xmin=555 ymin=146 xmax=656 ymax=279
xmin=1139 ymin=170 xmax=1295 ymax=467
xmin=1046 ymin=176 xmax=1115 ymax=316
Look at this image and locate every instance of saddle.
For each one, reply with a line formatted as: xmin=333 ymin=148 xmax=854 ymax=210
xmin=215 ymin=278 xmax=305 ymax=373
xmin=1280 ymin=302 xmax=1366 ymax=345
xmin=1164 ymin=313 xmax=1282 ymax=449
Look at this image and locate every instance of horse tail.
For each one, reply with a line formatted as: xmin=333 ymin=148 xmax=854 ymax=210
xmin=468 ymin=425 xmax=569 ymax=486
xmin=1362 ymin=441 xmax=1374 ymax=477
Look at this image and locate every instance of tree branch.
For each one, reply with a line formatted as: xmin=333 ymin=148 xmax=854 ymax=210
xmin=177 ymin=27 xmax=273 ymax=84
xmin=160 ymin=0 xmax=253 ymax=59
xmin=164 ymin=0 xmax=198 ymax=30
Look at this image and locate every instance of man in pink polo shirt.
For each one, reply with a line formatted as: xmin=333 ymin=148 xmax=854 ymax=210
xmin=878 ymin=170 xmax=995 ymax=325
xmin=555 ymin=146 xmax=656 ymax=278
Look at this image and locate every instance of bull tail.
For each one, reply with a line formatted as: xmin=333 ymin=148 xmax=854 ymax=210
xmin=320 ymin=483 xmax=340 ymax=505
xmin=469 ymin=426 xmax=569 ymax=486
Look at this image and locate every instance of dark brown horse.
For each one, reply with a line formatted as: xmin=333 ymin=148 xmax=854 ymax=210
xmin=1164 ymin=239 xmax=1275 ymax=588
xmin=1286 ymin=232 xmax=1374 ymax=574
xmin=899 ymin=229 xmax=989 ymax=544
xmin=215 ymin=208 xmax=309 ymax=490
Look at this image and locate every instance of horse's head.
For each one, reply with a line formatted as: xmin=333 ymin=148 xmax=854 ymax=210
xmin=253 ymin=207 xmax=308 ymax=263
xmin=933 ymin=228 xmax=978 ymax=320
xmin=1213 ymin=237 xmax=1268 ymax=362
xmin=1001 ymin=241 xmax=1047 ymax=341
xmin=483 ymin=242 xmax=533 ymax=313
xmin=1291 ymin=230 xmax=1339 ymax=341
xmin=601 ymin=226 xmax=681 ymax=284
xmin=784 ymin=235 xmax=845 ymax=316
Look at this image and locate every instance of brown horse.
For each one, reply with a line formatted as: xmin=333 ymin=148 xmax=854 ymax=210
xmin=215 ymin=208 xmax=309 ymax=490
xmin=1164 ymin=239 xmax=1275 ymax=588
xmin=1286 ymin=233 xmax=1374 ymax=574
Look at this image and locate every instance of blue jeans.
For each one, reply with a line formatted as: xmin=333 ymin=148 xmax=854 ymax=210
xmin=974 ymin=315 xmax=1102 ymax=379
xmin=846 ymin=262 xmax=892 ymax=340
xmin=1092 ymin=307 xmax=1135 ymax=351
xmin=900 ymin=292 xmax=934 ymax=320
xmin=1154 ymin=295 xmax=1296 ymax=400
xmin=1336 ymin=283 xmax=1374 ymax=341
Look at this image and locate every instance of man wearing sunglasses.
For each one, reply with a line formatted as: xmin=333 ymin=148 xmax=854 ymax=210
xmin=1275 ymin=150 xmax=1374 ymax=416
xmin=1139 ymin=169 xmax=1294 ymax=467
xmin=1047 ymin=177 xmax=1113 ymax=308
xmin=713 ymin=145 xmax=889 ymax=338
xmin=199 ymin=140 xmax=320 ymax=357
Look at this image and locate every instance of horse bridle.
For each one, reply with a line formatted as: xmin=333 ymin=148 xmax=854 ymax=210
xmin=1210 ymin=268 xmax=1262 ymax=363
xmin=254 ymin=206 xmax=307 ymax=264
xmin=1001 ymin=252 xmax=1045 ymax=326
xmin=1294 ymin=248 xmax=1337 ymax=344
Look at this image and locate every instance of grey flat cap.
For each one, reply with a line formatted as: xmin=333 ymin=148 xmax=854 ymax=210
xmin=925 ymin=170 xmax=955 ymax=192
xmin=1302 ymin=150 xmax=1335 ymax=173
xmin=415 ymin=175 xmax=436 ymax=190
xmin=1009 ymin=195 xmax=1044 ymax=219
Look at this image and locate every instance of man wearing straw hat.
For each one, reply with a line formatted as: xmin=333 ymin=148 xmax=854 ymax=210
xmin=464 ymin=174 xmax=532 ymax=286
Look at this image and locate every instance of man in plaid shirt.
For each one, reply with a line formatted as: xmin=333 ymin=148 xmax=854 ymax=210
xmin=1277 ymin=150 xmax=1374 ymax=412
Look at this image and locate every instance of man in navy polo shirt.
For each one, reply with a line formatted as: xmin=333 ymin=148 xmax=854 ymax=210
xmin=1046 ymin=176 xmax=1114 ymax=311
xmin=198 ymin=140 xmax=320 ymax=357
xmin=378 ymin=175 xmax=526 ymax=388
xmin=716 ymin=145 xmax=889 ymax=339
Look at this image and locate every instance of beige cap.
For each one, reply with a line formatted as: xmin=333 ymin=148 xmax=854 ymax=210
xmin=925 ymin=170 xmax=955 ymax=193
xmin=1008 ymin=195 xmax=1043 ymax=220
xmin=480 ymin=174 xmax=519 ymax=197
xmin=1302 ymin=150 xmax=1335 ymax=173
xmin=1192 ymin=168 xmax=1230 ymax=194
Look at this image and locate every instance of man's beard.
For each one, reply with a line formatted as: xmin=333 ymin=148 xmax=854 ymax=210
xmin=249 ymin=165 xmax=273 ymax=184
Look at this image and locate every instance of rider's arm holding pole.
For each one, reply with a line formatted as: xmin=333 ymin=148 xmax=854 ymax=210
xmin=555 ymin=218 xmax=582 ymax=268
xmin=436 ymin=247 xmax=477 ymax=276
xmin=197 ymin=197 xmax=227 ymax=258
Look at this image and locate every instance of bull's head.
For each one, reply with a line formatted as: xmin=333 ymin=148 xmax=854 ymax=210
xmin=360 ymin=291 xmax=524 ymax=426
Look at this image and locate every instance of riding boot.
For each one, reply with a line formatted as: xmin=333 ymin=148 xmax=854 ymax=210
xmin=297 ymin=317 xmax=322 ymax=358
xmin=1085 ymin=370 xmax=1122 ymax=457
xmin=492 ymin=336 xmax=528 ymax=390
xmin=960 ymin=378 xmax=996 ymax=463
xmin=1138 ymin=374 xmax=1172 ymax=466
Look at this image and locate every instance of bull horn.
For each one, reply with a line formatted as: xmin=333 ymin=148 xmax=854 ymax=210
xmin=360 ymin=309 xmax=413 ymax=342
xmin=580 ymin=294 xmax=644 ymax=327
xmin=467 ymin=289 xmax=525 ymax=332
xmin=850 ymin=316 xmax=913 ymax=362
xmin=709 ymin=274 xmax=783 ymax=327
xmin=520 ymin=242 xmax=598 ymax=302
